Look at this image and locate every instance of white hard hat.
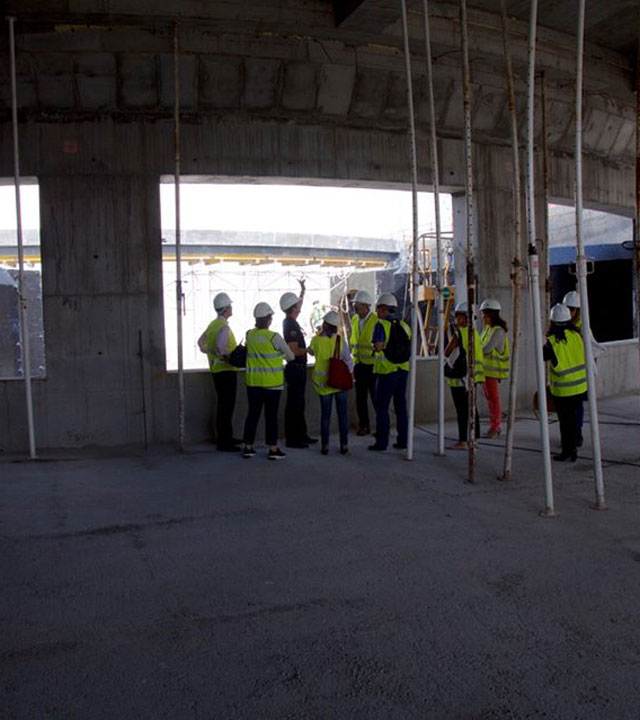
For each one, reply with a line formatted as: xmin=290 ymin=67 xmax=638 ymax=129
xmin=563 ymin=291 xmax=580 ymax=309
xmin=323 ymin=310 xmax=340 ymax=327
xmin=454 ymin=302 xmax=468 ymax=314
xmin=353 ymin=290 xmax=373 ymax=306
xmin=550 ymin=303 xmax=571 ymax=323
xmin=280 ymin=292 xmax=301 ymax=312
xmin=480 ymin=298 xmax=501 ymax=312
xmin=213 ymin=292 xmax=232 ymax=311
xmin=253 ymin=302 xmax=274 ymax=319
xmin=376 ymin=292 xmax=398 ymax=309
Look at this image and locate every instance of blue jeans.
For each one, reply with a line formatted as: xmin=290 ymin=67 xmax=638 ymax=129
xmin=319 ymin=391 xmax=349 ymax=448
xmin=374 ymin=371 xmax=399 ymax=449
xmin=393 ymin=369 xmax=409 ymax=447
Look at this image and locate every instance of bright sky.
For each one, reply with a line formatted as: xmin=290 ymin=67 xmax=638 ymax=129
xmin=160 ymin=183 xmax=451 ymax=239
xmin=0 ymin=182 xmax=452 ymax=240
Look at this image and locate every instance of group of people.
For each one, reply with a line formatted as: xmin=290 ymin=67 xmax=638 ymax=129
xmin=199 ymin=284 xmax=595 ymax=464
xmin=444 ymin=291 xmax=594 ymax=463
xmin=198 ymin=285 xmax=411 ymax=459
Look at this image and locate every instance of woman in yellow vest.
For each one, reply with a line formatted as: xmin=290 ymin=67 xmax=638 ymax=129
xmin=197 ymin=292 xmax=241 ymax=452
xmin=308 ymin=310 xmax=353 ymax=455
xmin=444 ymin=302 xmax=484 ymax=449
xmin=479 ymin=298 xmax=510 ymax=439
xmin=544 ymin=303 xmax=588 ymax=462
xmin=242 ymin=302 xmax=294 ymax=460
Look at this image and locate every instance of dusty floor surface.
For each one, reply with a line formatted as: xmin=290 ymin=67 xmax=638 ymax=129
xmin=1 ymin=395 xmax=640 ymax=719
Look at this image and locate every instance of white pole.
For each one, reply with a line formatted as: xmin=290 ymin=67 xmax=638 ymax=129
xmin=500 ymin=0 xmax=524 ymax=481
xmin=8 ymin=17 xmax=37 ymax=460
xmin=421 ymin=0 xmax=445 ymax=457
xmin=525 ymin=0 xmax=555 ymax=517
xmin=174 ymin=23 xmax=185 ymax=451
xmin=575 ymin=0 xmax=606 ymax=510
xmin=400 ymin=0 xmax=420 ymax=462
xmin=460 ymin=0 xmax=477 ymax=483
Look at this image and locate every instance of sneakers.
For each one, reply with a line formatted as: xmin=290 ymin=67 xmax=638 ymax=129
xmin=268 ymin=448 xmax=287 ymax=461
xmin=242 ymin=446 xmax=256 ymax=458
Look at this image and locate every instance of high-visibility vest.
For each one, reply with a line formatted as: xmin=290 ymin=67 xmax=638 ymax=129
xmin=447 ymin=327 xmax=485 ymax=388
xmin=481 ymin=325 xmax=510 ymax=379
xmin=373 ymin=319 xmax=397 ymax=376
xmin=205 ymin=316 xmax=238 ymax=374
xmin=397 ymin=320 xmax=412 ymax=372
xmin=548 ymin=331 xmax=587 ymax=397
xmin=310 ymin=334 xmax=340 ymax=396
xmin=245 ymin=329 xmax=284 ymax=388
xmin=350 ymin=312 xmax=377 ymax=365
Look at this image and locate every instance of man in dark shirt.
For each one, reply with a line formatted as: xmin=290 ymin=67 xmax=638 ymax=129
xmin=280 ymin=279 xmax=317 ymax=448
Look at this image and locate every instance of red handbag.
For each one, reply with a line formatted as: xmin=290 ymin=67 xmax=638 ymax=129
xmin=327 ymin=335 xmax=353 ymax=391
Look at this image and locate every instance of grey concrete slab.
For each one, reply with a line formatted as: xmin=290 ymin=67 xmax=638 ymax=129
xmin=1 ymin=396 xmax=639 ymax=719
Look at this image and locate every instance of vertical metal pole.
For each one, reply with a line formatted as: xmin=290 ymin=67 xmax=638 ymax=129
xmin=635 ymin=8 xmax=640 ymax=386
xmin=541 ymin=71 xmax=551 ymax=323
xmin=421 ymin=0 xmax=445 ymax=457
xmin=460 ymin=0 xmax=476 ymax=483
xmin=575 ymin=0 xmax=606 ymax=510
xmin=8 ymin=17 xmax=36 ymax=460
xmin=400 ymin=0 xmax=420 ymax=462
xmin=174 ymin=23 xmax=185 ymax=451
xmin=500 ymin=0 xmax=523 ymax=482
xmin=525 ymin=0 xmax=555 ymax=517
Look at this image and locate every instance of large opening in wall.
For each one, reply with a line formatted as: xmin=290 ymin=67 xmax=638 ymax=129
xmin=548 ymin=204 xmax=636 ymax=343
xmin=0 ymin=180 xmax=46 ymax=380
xmin=159 ymin=180 xmax=453 ymax=371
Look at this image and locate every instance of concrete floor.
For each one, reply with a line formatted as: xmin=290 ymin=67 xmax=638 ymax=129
xmin=1 ymin=395 xmax=640 ymax=720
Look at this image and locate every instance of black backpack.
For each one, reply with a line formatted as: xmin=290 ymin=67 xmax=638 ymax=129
xmin=444 ymin=331 xmax=467 ymax=379
xmin=383 ymin=320 xmax=411 ymax=365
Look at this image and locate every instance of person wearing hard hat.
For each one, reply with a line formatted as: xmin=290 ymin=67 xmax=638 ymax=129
xmin=479 ymin=298 xmax=510 ymax=439
xmin=369 ymin=292 xmax=411 ymax=452
xmin=242 ymin=302 xmax=294 ymax=460
xmin=562 ymin=289 xmax=606 ymax=448
xmin=444 ymin=302 xmax=483 ymax=449
xmin=197 ymin=292 xmax=241 ymax=452
xmin=308 ymin=310 xmax=353 ymax=455
xmin=280 ymin=279 xmax=318 ymax=449
xmin=349 ymin=289 xmax=378 ymax=436
xmin=544 ymin=303 xmax=587 ymax=462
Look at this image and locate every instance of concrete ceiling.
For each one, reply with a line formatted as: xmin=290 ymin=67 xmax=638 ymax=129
xmin=334 ymin=0 xmax=638 ymax=57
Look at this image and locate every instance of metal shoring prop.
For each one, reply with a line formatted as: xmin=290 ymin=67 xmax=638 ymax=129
xmin=421 ymin=0 xmax=445 ymax=457
xmin=499 ymin=0 xmax=524 ymax=482
xmin=525 ymin=0 xmax=555 ymax=517
xmin=635 ymin=8 xmax=640 ymax=392
xmin=460 ymin=0 xmax=477 ymax=483
xmin=8 ymin=17 xmax=36 ymax=460
xmin=574 ymin=0 xmax=606 ymax=510
xmin=174 ymin=23 xmax=186 ymax=451
xmin=399 ymin=0 xmax=420 ymax=462
xmin=541 ymin=71 xmax=551 ymax=323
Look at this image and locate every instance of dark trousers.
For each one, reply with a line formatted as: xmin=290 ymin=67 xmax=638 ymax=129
xmin=319 ymin=391 xmax=349 ymax=447
xmin=576 ymin=399 xmax=584 ymax=442
xmin=450 ymin=386 xmax=481 ymax=442
xmin=555 ymin=394 xmax=582 ymax=456
xmin=212 ymin=371 xmax=237 ymax=448
xmin=243 ymin=386 xmax=281 ymax=447
xmin=393 ymin=369 xmax=409 ymax=446
xmin=354 ymin=362 xmax=376 ymax=430
xmin=284 ymin=364 xmax=308 ymax=443
xmin=374 ymin=371 xmax=399 ymax=449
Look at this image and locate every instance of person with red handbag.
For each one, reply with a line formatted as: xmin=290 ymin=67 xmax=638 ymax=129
xmin=308 ymin=311 xmax=353 ymax=455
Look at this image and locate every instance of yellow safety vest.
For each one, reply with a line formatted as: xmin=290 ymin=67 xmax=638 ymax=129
xmin=245 ymin=329 xmax=284 ymax=388
xmin=350 ymin=312 xmax=377 ymax=366
xmin=310 ymin=334 xmax=341 ymax=396
xmin=481 ymin=325 xmax=510 ymax=379
xmin=548 ymin=332 xmax=587 ymax=397
xmin=397 ymin=320 xmax=412 ymax=372
xmin=205 ymin=316 xmax=238 ymax=374
xmin=447 ymin=328 xmax=485 ymax=388
xmin=373 ymin=319 xmax=397 ymax=376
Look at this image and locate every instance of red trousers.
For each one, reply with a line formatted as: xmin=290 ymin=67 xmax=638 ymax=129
xmin=483 ymin=377 xmax=502 ymax=432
